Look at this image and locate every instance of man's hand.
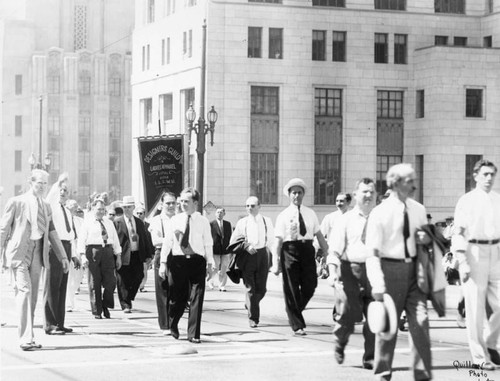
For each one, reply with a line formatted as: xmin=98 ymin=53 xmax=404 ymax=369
xmin=207 ymin=262 xmax=215 ymax=274
xmin=327 ymin=264 xmax=339 ymax=287
xmin=159 ymin=263 xmax=167 ymax=279
xmin=270 ymin=263 xmax=280 ymax=276
xmin=58 ymin=172 xmax=69 ymax=185
xmin=61 ymin=258 xmax=70 ymax=273
xmin=245 ymin=243 xmax=257 ymax=255
xmin=372 ymin=292 xmax=384 ymax=302
xmin=115 ymin=256 xmax=122 ymax=270
xmin=72 ymin=256 xmax=82 ymax=270
xmin=460 ymin=269 xmax=470 ymax=283
xmin=80 ymin=255 xmax=88 ymax=269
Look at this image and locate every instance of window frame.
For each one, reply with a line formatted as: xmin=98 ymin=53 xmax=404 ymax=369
xmin=394 ymin=33 xmax=407 ymax=64
xmin=465 ymin=88 xmax=484 ymax=119
xmin=415 ymin=89 xmax=425 ymax=119
xmin=332 ymin=31 xmax=346 ymax=62
xmin=374 ymin=33 xmax=388 ymax=64
xmin=269 ymin=28 xmax=283 ymax=59
xmin=248 ymin=27 xmax=262 ymax=58
xmin=312 ymin=30 xmax=327 ymax=61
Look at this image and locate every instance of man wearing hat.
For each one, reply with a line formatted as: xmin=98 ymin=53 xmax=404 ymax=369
xmin=327 ymin=177 xmax=377 ymax=369
xmin=452 ymin=159 xmax=500 ymax=369
xmin=365 ymin=163 xmax=431 ymax=380
xmin=114 ymin=196 xmax=153 ymax=313
xmin=271 ymin=178 xmax=328 ymax=335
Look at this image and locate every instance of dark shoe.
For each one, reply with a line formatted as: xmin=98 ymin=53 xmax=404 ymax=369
xmin=188 ymin=338 xmax=201 ymax=344
xmin=103 ymin=307 xmax=111 ymax=319
xmin=488 ymin=348 xmax=500 ymax=365
xmin=293 ymin=328 xmax=306 ymax=336
xmin=20 ymin=343 xmax=36 ymax=351
xmin=46 ymin=327 xmax=65 ymax=335
xmin=30 ymin=341 xmax=42 ymax=349
xmin=170 ymin=326 xmax=179 ymax=340
xmin=60 ymin=327 xmax=73 ymax=333
xmin=123 ymin=308 xmax=131 ymax=314
xmin=334 ymin=344 xmax=345 ymax=364
xmin=94 ymin=315 xmax=102 ymax=319
xmin=362 ymin=360 xmax=373 ymax=370
xmin=249 ymin=320 xmax=258 ymax=328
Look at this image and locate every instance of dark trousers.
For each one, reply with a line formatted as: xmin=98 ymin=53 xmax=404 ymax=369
xmin=333 ymin=260 xmax=374 ymax=363
xmin=168 ymin=255 xmax=206 ymax=340
xmin=43 ymin=240 xmax=71 ymax=331
xmin=154 ymin=248 xmax=171 ymax=330
xmin=116 ymin=251 xmax=144 ymax=310
xmin=280 ymin=240 xmax=317 ymax=331
xmin=237 ymin=248 xmax=269 ymax=324
xmin=86 ymin=245 xmax=116 ymax=316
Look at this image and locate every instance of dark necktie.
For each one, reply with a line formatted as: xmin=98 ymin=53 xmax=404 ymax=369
xmin=61 ymin=203 xmax=71 ymax=232
xmin=37 ymin=198 xmax=46 ymax=235
xmin=361 ymin=215 xmax=369 ymax=244
xmin=298 ymin=206 xmax=307 ymax=236
xmin=99 ymin=220 xmax=108 ymax=244
xmin=72 ymin=216 xmax=78 ymax=239
xmin=403 ymin=204 xmax=410 ymax=258
xmin=181 ymin=215 xmax=191 ymax=248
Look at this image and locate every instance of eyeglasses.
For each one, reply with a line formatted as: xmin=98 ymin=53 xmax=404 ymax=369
xmin=246 ymin=204 xmax=257 ymax=208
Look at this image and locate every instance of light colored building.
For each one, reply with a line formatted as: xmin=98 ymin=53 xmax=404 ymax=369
xmin=0 ymin=0 xmax=135 ymax=209
xmin=131 ymin=0 xmax=500 ymax=223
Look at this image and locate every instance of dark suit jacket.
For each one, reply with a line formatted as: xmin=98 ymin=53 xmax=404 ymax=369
xmin=114 ymin=215 xmax=153 ymax=265
xmin=210 ymin=219 xmax=232 ymax=255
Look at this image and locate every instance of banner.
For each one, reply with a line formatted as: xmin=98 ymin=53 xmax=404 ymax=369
xmin=137 ymin=135 xmax=184 ymax=213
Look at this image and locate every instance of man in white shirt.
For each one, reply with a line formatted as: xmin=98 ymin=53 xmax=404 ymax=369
xmin=327 ymin=178 xmax=376 ymax=369
xmin=43 ymin=174 xmax=81 ymax=335
xmin=365 ymin=163 xmax=431 ymax=381
xmin=148 ymin=191 xmax=177 ymax=334
xmin=230 ymin=196 xmax=274 ymax=328
xmin=159 ymin=187 xmax=214 ymax=343
xmin=320 ymin=192 xmax=352 ymax=240
xmin=271 ymin=178 xmax=329 ymax=336
xmin=65 ymin=199 xmax=84 ymax=312
xmin=78 ymin=199 xmax=122 ymax=319
xmin=0 ymin=169 xmax=69 ymax=350
xmin=452 ymin=159 xmax=500 ymax=369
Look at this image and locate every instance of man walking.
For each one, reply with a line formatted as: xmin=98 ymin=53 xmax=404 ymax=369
xmin=149 ymin=192 xmax=177 ymax=334
xmin=327 ymin=178 xmax=376 ymax=369
xmin=321 ymin=192 xmax=352 ymax=239
xmin=78 ymin=199 xmax=122 ymax=319
xmin=114 ymin=196 xmax=153 ymax=313
xmin=159 ymin=187 xmax=214 ymax=343
xmin=365 ymin=163 xmax=431 ymax=380
xmin=0 ymin=169 xmax=70 ymax=350
xmin=452 ymin=159 xmax=500 ymax=369
xmin=230 ymin=197 xmax=274 ymax=328
xmin=207 ymin=207 xmax=233 ymax=292
xmin=43 ymin=174 xmax=81 ymax=335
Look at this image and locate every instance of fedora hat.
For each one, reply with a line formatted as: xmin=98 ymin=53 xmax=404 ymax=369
xmin=367 ymin=293 xmax=398 ymax=341
xmin=122 ymin=195 xmax=136 ymax=206
xmin=283 ymin=178 xmax=307 ymax=197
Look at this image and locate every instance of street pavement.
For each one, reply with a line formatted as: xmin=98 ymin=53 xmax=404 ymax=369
xmin=0 ymin=269 xmax=489 ymax=381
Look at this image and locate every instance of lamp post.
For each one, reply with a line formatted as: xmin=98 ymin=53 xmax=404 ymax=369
xmin=185 ymin=20 xmax=218 ymax=212
xmin=28 ymin=95 xmax=51 ymax=171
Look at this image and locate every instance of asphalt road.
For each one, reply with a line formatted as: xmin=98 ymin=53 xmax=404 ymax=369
xmin=0 ymin=270 xmax=489 ymax=381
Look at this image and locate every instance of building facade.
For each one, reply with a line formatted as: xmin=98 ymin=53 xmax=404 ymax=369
xmin=0 ymin=0 xmax=134 ymax=209
xmin=131 ymin=0 xmax=500 ymax=223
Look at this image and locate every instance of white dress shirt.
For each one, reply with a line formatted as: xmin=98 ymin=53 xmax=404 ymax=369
xmin=327 ymin=206 xmax=370 ymax=264
xmin=160 ymin=212 xmax=214 ymax=265
xmin=50 ymin=201 xmax=76 ymax=241
xmin=27 ymin=194 xmax=43 ymax=240
xmin=321 ymin=210 xmax=343 ymax=239
xmin=125 ymin=215 xmax=139 ymax=251
xmin=452 ymin=188 xmax=500 ymax=252
xmin=232 ymin=214 xmax=274 ymax=250
xmin=149 ymin=213 xmax=172 ymax=248
xmin=77 ymin=217 xmax=121 ymax=256
xmin=275 ymin=204 xmax=320 ymax=242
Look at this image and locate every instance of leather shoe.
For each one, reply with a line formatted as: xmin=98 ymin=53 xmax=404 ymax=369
xmin=249 ymin=320 xmax=258 ymax=328
xmin=30 ymin=342 xmax=42 ymax=349
xmin=123 ymin=308 xmax=131 ymax=314
xmin=103 ymin=307 xmax=111 ymax=319
xmin=334 ymin=344 xmax=345 ymax=364
xmin=170 ymin=326 xmax=179 ymax=339
xmin=94 ymin=315 xmax=102 ymax=319
xmin=362 ymin=360 xmax=374 ymax=370
xmin=20 ymin=343 xmax=41 ymax=351
xmin=188 ymin=338 xmax=201 ymax=344
xmin=488 ymin=348 xmax=500 ymax=365
xmin=293 ymin=328 xmax=306 ymax=336
xmin=60 ymin=327 xmax=73 ymax=333
xmin=46 ymin=327 xmax=65 ymax=335
xmin=482 ymin=362 xmax=496 ymax=371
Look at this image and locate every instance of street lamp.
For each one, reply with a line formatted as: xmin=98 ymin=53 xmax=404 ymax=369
xmin=28 ymin=95 xmax=51 ymax=171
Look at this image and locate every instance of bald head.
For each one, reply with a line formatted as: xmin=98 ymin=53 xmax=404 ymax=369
xmin=245 ymin=196 xmax=261 ymax=216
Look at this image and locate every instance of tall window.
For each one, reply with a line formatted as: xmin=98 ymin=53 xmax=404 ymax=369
xmin=248 ymin=27 xmax=262 ymax=58
xmin=15 ymin=151 xmax=22 ymax=172
xmin=374 ymin=33 xmax=388 ymax=63
xmin=415 ymin=155 xmax=424 ymax=203
xmin=79 ymin=71 xmax=91 ymax=95
xmin=147 ymin=44 xmax=151 ymax=68
xmin=166 ymin=37 xmax=171 ymax=64
xmin=454 ymin=37 xmax=467 ymax=46
xmin=269 ymin=28 xmax=283 ymax=59
xmin=162 ymin=39 xmax=166 ymax=65
xmin=416 ymin=90 xmax=425 ymax=119
xmin=142 ymin=46 xmax=146 ymax=71
xmin=15 ymin=75 xmax=22 ymax=95
xmin=465 ymin=155 xmax=482 ymax=192
xmin=312 ymin=0 xmax=345 ymax=6
xmin=48 ymin=75 xmax=60 ymax=94
xmin=484 ymin=36 xmax=493 ymax=48
xmin=394 ymin=34 xmax=407 ymax=64
xmin=109 ymin=77 xmax=121 ymax=96
xmin=312 ymin=30 xmax=326 ymax=61
xmin=435 ymin=0 xmax=465 ymax=14
xmin=167 ymin=0 xmax=176 ymax=15
xmin=376 ymin=90 xmax=404 ymax=194
xmin=375 ymin=0 xmax=405 ymax=10
xmin=78 ymin=112 xmax=91 ymax=199
xmin=141 ymin=98 xmax=153 ymax=134
xmin=332 ymin=31 xmax=346 ymax=62
xmin=314 ymin=88 xmax=342 ymax=204
xmin=147 ymin=0 xmax=155 ymax=23
xmin=434 ymin=35 xmax=448 ymax=45
xmin=73 ymin=5 xmax=87 ymax=50
xmin=48 ymin=114 xmax=61 ymax=151
xmin=183 ymin=30 xmax=192 ymax=57
xmin=161 ymin=93 xmax=173 ymax=121
xmin=15 ymin=115 xmax=22 ymax=136
xmin=250 ymin=86 xmax=279 ymax=204
xmin=109 ymin=111 xmax=121 ymax=193
xmin=465 ymin=89 xmax=483 ymax=118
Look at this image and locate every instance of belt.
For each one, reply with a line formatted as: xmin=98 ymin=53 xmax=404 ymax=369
xmin=87 ymin=244 xmax=112 ymax=248
xmin=381 ymin=256 xmax=416 ymax=263
xmin=286 ymin=239 xmax=313 ymax=244
xmin=61 ymin=240 xmax=71 ymax=244
xmin=469 ymin=239 xmax=500 ymax=245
